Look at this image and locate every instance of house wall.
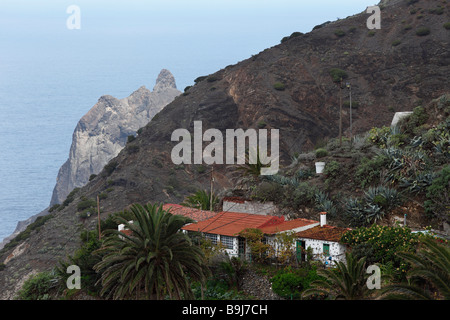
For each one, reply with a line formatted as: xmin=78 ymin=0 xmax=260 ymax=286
xmin=297 ymin=238 xmax=347 ymax=265
xmin=223 ymin=199 xmax=277 ymax=215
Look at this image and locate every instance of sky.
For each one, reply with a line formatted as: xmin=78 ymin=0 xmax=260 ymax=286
xmin=1 ymin=1 xmax=380 ymax=79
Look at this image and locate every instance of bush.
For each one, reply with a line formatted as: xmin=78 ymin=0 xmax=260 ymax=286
xmin=16 ymin=271 xmax=58 ymax=300
xmin=444 ymin=22 xmax=450 ymax=30
xmin=127 ymin=135 xmax=136 ymax=143
xmin=271 ymin=267 xmax=322 ymax=300
xmin=334 ymin=29 xmax=346 ymax=37
xmin=104 ymin=160 xmax=118 ymax=175
xmin=271 ymin=272 xmax=303 ymax=299
xmin=315 ymin=148 xmax=328 ymax=158
xmin=273 ymin=82 xmax=286 ymax=91
xmin=416 ymin=27 xmax=430 ymax=36
xmin=424 ymin=165 xmax=450 ymax=222
xmin=77 ymin=197 xmax=97 ymax=212
xmin=323 ymin=160 xmax=341 ymax=180
xmin=329 ymin=68 xmax=348 ymax=83
xmin=280 ymin=31 xmax=303 ymax=43
xmin=402 ymin=106 xmax=428 ymax=134
xmin=355 ymin=155 xmax=389 ymax=188
xmin=341 ymin=225 xmax=420 ymax=269
xmin=392 ymin=40 xmax=401 ymax=47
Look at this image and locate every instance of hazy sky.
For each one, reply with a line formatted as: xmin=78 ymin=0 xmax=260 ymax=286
xmin=1 ymin=0 xmax=380 ymax=90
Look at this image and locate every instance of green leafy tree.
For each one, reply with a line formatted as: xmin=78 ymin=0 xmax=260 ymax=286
xmin=381 ymin=238 xmax=450 ymax=300
xmin=181 ymin=189 xmax=218 ymax=211
xmin=302 ymin=252 xmax=372 ymax=300
xmin=94 ymin=203 xmax=209 ymax=300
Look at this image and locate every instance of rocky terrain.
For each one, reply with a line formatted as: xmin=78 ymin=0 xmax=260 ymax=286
xmin=50 ymin=69 xmax=181 ymax=206
xmin=0 ymin=0 xmax=449 ymax=299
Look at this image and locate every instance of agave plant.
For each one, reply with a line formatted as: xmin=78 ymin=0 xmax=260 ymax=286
xmin=343 ymin=197 xmax=366 ymax=226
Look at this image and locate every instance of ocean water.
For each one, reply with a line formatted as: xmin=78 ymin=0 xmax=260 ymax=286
xmin=0 ymin=0 xmax=376 ymax=243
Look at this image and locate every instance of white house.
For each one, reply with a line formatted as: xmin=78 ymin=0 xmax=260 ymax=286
xmin=295 ymin=213 xmax=349 ymax=266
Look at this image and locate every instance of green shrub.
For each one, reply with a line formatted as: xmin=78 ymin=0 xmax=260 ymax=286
xmin=77 ymin=197 xmax=97 ymax=212
xmin=424 ymin=165 xmax=450 ymax=222
xmin=334 ymin=29 xmax=346 ymax=37
xmin=104 ymin=160 xmax=118 ymax=175
xmin=341 ymin=225 xmax=420 ymax=270
xmin=324 ymin=160 xmax=341 ymax=180
xmin=281 ymin=31 xmax=303 ymax=43
xmin=402 ymin=106 xmax=428 ymax=134
xmin=416 ymin=27 xmax=430 ymax=36
xmin=127 ymin=135 xmax=136 ymax=143
xmin=355 ymin=155 xmax=389 ymax=188
xmin=329 ymin=68 xmax=348 ymax=83
xmin=428 ymin=7 xmax=444 ymax=15
xmin=273 ymin=82 xmax=286 ymax=91
xmin=16 ymin=271 xmax=58 ymax=300
xmin=271 ymin=271 xmax=303 ymax=299
xmin=392 ymin=40 xmax=402 ymax=46
xmin=367 ymin=30 xmax=376 ymax=37
xmin=444 ymin=22 xmax=450 ymax=30
xmin=315 ymin=148 xmax=328 ymax=158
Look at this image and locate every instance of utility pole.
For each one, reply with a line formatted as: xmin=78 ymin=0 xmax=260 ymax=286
xmin=347 ymin=82 xmax=352 ymax=147
xmin=339 ymin=78 xmax=343 ymax=147
xmin=97 ymin=195 xmax=101 ymax=240
xmin=210 ymin=166 xmax=214 ymax=211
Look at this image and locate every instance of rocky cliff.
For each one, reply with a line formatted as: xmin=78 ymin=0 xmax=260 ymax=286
xmin=50 ymin=69 xmax=180 ymax=205
xmin=0 ymin=0 xmax=449 ymax=299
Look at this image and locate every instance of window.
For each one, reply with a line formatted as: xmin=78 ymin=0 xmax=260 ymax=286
xmin=323 ymin=243 xmax=330 ymax=256
xmin=220 ymin=236 xmax=234 ymax=250
xmin=204 ymin=233 xmax=218 ymax=245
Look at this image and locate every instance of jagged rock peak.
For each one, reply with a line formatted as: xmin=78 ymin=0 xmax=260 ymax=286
xmin=153 ymin=69 xmax=177 ymax=92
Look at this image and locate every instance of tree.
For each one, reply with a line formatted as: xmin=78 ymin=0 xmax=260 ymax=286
xmin=238 ymin=228 xmax=273 ymax=263
xmin=93 ymin=203 xmax=209 ymax=300
xmin=302 ymin=252 xmax=372 ymax=300
xmin=380 ymin=238 xmax=450 ymax=300
xmin=181 ymin=189 xmax=218 ymax=211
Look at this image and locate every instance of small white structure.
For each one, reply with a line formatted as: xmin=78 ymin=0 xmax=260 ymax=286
xmin=315 ymin=162 xmax=325 ymax=174
xmin=295 ymin=213 xmax=349 ymax=266
xmin=391 ymin=111 xmax=413 ymax=127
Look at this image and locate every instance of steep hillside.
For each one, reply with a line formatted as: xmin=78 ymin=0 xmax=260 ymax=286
xmin=0 ymin=0 xmax=449 ymax=299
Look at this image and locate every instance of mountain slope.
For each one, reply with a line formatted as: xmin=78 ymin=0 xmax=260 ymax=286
xmin=50 ymin=69 xmax=180 ymax=205
xmin=0 ymin=0 xmax=449 ymax=299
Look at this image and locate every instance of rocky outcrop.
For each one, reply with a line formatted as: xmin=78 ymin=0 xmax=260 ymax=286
xmin=50 ymin=69 xmax=180 ymax=205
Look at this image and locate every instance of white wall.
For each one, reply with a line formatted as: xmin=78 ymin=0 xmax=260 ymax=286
xmin=297 ymin=238 xmax=347 ymax=266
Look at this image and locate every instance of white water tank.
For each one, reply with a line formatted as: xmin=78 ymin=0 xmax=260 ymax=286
xmin=315 ymin=162 xmax=325 ymax=174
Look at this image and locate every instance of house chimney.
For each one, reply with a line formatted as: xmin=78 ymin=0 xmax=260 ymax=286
xmin=320 ymin=212 xmax=327 ymax=227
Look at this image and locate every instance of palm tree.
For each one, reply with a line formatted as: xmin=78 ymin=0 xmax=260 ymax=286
xmin=93 ymin=203 xmax=209 ymax=300
xmin=302 ymin=252 xmax=372 ymax=300
xmin=181 ymin=189 xmax=218 ymax=211
xmin=380 ymin=237 xmax=450 ymax=300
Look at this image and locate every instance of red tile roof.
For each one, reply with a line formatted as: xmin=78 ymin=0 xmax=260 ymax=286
xmin=296 ymin=225 xmax=351 ymax=242
xmin=182 ymin=211 xmax=285 ymax=236
xmin=260 ymin=218 xmax=319 ymax=235
xmin=162 ymin=204 xmax=217 ymax=222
